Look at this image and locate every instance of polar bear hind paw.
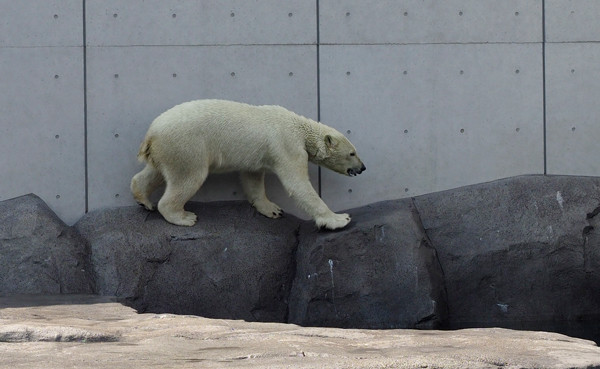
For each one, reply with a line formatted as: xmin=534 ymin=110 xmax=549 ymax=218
xmin=316 ymin=213 xmax=351 ymax=230
xmin=252 ymin=200 xmax=284 ymax=219
xmin=137 ymin=200 xmax=155 ymax=211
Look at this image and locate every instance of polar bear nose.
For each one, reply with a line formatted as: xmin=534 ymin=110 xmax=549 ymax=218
xmin=347 ymin=164 xmax=366 ymax=176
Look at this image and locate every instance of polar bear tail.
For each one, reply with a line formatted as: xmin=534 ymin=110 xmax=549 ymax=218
xmin=137 ymin=136 xmax=153 ymax=164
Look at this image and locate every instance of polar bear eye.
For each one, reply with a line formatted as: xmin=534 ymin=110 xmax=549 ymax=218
xmin=350 ymin=152 xmax=356 ymax=157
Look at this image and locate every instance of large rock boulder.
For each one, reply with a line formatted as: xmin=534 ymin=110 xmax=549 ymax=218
xmin=288 ymin=199 xmax=448 ymax=329
xmin=0 ymin=194 xmax=94 ymax=295
xmin=74 ymin=201 xmax=300 ymax=322
xmin=2 ymin=175 xmax=599 ymax=339
xmin=414 ymin=175 xmax=600 ymax=327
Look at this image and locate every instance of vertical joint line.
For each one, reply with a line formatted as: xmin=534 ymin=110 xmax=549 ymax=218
xmin=83 ymin=0 xmax=89 ymax=212
xmin=316 ymin=0 xmax=322 ymax=196
xmin=542 ymin=0 xmax=547 ymax=175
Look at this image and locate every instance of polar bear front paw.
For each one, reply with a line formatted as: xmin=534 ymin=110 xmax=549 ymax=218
xmin=162 ymin=210 xmax=198 ymax=227
xmin=252 ymin=199 xmax=284 ymax=219
xmin=316 ymin=213 xmax=351 ymax=230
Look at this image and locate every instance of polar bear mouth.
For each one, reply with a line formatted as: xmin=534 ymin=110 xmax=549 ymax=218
xmin=347 ymin=166 xmax=366 ymax=177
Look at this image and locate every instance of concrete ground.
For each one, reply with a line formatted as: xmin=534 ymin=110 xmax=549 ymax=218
xmin=1 ymin=295 xmax=599 ymax=369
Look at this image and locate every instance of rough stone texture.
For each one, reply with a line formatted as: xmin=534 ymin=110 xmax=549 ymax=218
xmin=1 ymin=295 xmax=599 ymax=369
xmin=74 ymin=201 xmax=300 ymax=322
xmin=414 ymin=175 xmax=600 ymax=327
xmin=0 ymin=194 xmax=94 ymax=295
xmin=289 ymin=199 xmax=447 ymax=329
xmin=1 ymin=175 xmax=600 ymax=340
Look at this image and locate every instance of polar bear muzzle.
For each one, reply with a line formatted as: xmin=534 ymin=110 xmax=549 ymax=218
xmin=347 ymin=163 xmax=366 ymax=177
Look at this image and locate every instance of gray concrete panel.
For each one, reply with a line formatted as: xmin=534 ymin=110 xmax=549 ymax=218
xmin=0 ymin=47 xmax=85 ymax=224
xmin=546 ymin=43 xmax=600 ymax=176
xmin=319 ymin=0 xmax=541 ymax=44
xmin=0 ymin=0 xmax=82 ymax=47
xmin=86 ymin=45 xmax=317 ymax=218
xmin=86 ymin=0 xmax=316 ymax=46
xmin=319 ymin=44 xmax=544 ymax=212
xmin=545 ymin=0 xmax=600 ymax=42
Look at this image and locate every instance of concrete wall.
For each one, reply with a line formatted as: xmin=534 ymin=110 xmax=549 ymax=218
xmin=1 ymin=1 xmax=599 ymax=225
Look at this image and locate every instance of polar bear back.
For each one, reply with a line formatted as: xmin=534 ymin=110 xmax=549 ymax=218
xmin=144 ymin=99 xmax=309 ymax=173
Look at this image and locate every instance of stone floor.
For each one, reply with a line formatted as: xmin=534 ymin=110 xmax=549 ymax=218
xmin=1 ymin=295 xmax=599 ymax=369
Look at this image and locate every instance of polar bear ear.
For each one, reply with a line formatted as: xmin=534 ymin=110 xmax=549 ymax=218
xmin=324 ymin=135 xmax=337 ymax=150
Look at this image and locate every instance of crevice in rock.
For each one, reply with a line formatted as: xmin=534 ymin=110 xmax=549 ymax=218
xmin=410 ymin=197 xmax=450 ymax=327
xmin=583 ymin=203 xmax=600 ymax=275
xmin=416 ymin=313 xmax=438 ymax=328
xmin=284 ymin=225 xmax=302 ymax=323
xmin=586 ymin=205 xmax=600 ymax=220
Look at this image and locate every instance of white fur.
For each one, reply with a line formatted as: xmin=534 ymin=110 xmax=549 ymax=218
xmin=131 ymin=99 xmax=365 ymax=230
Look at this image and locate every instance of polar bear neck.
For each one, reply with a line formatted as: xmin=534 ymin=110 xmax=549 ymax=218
xmin=297 ymin=117 xmax=330 ymax=163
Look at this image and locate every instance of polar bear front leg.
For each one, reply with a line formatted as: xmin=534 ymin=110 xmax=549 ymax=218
xmin=274 ymin=164 xmax=351 ymax=230
xmin=240 ymin=171 xmax=283 ymax=218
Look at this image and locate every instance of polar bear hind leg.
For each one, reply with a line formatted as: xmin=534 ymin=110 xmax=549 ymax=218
xmin=131 ymin=164 xmax=164 ymax=211
xmin=240 ymin=171 xmax=283 ymax=218
xmin=157 ymin=166 xmax=207 ymax=226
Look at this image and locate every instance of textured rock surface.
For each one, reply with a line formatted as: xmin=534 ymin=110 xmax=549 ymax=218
xmin=1 ymin=175 xmax=599 ymax=337
xmin=414 ymin=175 xmax=600 ymax=326
xmin=289 ymin=199 xmax=447 ymax=329
xmin=1 ymin=295 xmax=599 ymax=369
xmin=0 ymin=194 xmax=94 ymax=295
xmin=74 ymin=201 xmax=300 ymax=322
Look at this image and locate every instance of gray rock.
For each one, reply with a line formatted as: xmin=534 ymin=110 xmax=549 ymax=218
xmin=414 ymin=175 xmax=600 ymax=326
xmin=289 ymin=199 xmax=448 ymax=329
xmin=2 ymin=175 xmax=599 ymax=339
xmin=74 ymin=201 xmax=300 ymax=322
xmin=1 ymin=295 xmax=599 ymax=369
xmin=0 ymin=194 xmax=94 ymax=295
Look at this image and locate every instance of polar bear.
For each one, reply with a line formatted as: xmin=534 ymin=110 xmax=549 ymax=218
xmin=130 ymin=99 xmax=366 ymax=230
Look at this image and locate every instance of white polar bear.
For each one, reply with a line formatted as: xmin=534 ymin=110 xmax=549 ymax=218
xmin=130 ymin=99 xmax=366 ymax=230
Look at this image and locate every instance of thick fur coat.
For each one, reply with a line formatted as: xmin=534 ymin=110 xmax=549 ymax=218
xmin=131 ymin=99 xmax=365 ymax=230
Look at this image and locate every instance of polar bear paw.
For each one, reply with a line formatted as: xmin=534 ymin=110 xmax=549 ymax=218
xmin=253 ymin=199 xmax=284 ymax=219
xmin=161 ymin=210 xmax=198 ymax=227
xmin=316 ymin=213 xmax=351 ymax=230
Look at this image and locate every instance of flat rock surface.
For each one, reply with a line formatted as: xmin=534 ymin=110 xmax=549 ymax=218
xmin=1 ymin=296 xmax=599 ymax=369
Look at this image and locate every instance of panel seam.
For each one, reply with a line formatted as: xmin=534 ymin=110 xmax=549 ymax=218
xmin=316 ymin=0 xmax=322 ymax=197
xmin=83 ymin=0 xmax=89 ymax=213
xmin=542 ymin=0 xmax=547 ymax=175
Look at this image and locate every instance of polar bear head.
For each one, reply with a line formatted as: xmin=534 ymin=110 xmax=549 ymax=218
xmin=317 ymin=133 xmax=366 ymax=177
